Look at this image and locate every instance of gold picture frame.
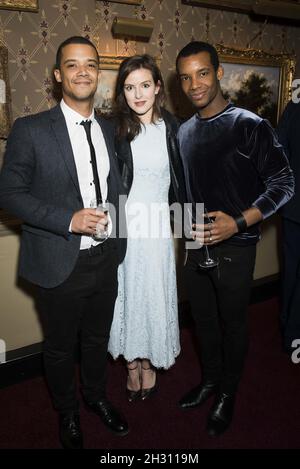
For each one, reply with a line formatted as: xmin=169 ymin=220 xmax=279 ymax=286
xmin=0 ymin=46 xmax=12 ymax=138
xmin=216 ymin=44 xmax=296 ymax=125
xmin=0 ymin=0 xmax=38 ymax=11
xmin=181 ymin=0 xmax=252 ymax=13
xmin=99 ymin=55 xmax=126 ymax=71
xmin=101 ymin=0 xmax=142 ymax=5
xmin=95 ymin=55 xmax=127 ymax=114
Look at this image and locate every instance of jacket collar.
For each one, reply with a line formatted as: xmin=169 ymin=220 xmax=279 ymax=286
xmin=50 ymin=105 xmax=81 ymax=195
xmin=49 ymin=106 xmax=115 ymax=195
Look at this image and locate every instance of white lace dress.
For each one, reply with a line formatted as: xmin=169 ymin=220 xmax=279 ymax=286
xmin=108 ymin=120 xmax=180 ymax=369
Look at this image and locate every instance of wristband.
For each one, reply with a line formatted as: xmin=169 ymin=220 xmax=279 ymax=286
xmin=234 ymin=213 xmax=247 ymax=233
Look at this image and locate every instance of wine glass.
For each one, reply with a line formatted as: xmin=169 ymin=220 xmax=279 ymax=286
xmin=90 ymin=198 xmax=109 ymax=242
xmin=198 ymin=209 xmax=219 ymax=270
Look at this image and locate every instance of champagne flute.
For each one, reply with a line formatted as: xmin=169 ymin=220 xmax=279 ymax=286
xmin=90 ymin=198 xmax=109 ymax=242
xmin=198 ymin=208 xmax=219 ymax=269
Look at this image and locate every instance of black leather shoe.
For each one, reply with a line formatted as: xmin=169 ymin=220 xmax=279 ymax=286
xmin=126 ymin=388 xmax=142 ymax=402
xmin=141 ymin=382 xmax=158 ymax=400
xmin=59 ymin=412 xmax=83 ymax=449
xmin=140 ymin=364 xmax=158 ymax=401
xmin=86 ymin=398 xmax=129 ymax=436
xmin=179 ymin=381 xmax=219 ymax=409
xmin=206 ymin=392 xmax=236 ymax=437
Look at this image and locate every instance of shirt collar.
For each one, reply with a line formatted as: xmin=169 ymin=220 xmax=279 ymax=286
xmin=60 ymin=99 xmax=95 ymax=126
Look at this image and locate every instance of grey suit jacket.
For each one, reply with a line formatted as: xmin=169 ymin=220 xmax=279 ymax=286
xmin=277 ymin=100 xmax=300 ymax=224
xmin=0 ymin=104 xmax=126 ymax=288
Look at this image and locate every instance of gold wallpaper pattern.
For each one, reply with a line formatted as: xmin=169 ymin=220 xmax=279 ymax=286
xmin=0 ymin=0 xmax=299 ymax=120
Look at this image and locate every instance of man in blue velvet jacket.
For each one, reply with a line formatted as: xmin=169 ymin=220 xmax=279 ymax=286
xmin=176 ymin=41 xmax=294 ymax=437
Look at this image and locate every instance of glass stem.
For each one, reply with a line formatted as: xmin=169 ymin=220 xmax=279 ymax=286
xmin=204 ymin=245 xmax=211 ymax=260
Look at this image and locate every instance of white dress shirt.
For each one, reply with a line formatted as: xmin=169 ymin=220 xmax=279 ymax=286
xmin=60 ymin=99 xmax=110 ymax=249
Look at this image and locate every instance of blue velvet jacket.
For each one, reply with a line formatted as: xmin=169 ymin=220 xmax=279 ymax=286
xmin=178 ymin=103 xmax=294 ymax=245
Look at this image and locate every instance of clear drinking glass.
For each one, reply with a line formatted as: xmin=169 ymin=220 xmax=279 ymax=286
xmin=90 ymin=199 xmax=109 ymax=242
xmin=198 ymin=209 xmax=219 ymax=269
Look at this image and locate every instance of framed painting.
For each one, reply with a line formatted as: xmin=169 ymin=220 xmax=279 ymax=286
xmin=0 ymin=0 xmax=38 ymax=12
xmin=0 ymin=46 xmax=12 ymax=139
xmin=216 ymin=44 xmax=296 ymax=126
xmin=95 ymin=55 xmax=126 ymax=115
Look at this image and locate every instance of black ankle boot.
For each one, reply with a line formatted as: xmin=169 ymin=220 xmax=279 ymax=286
xmin=179 ymin=381 xmax=219 ymax=409
xmin=206 ymin=392 xmax=236 ymax=436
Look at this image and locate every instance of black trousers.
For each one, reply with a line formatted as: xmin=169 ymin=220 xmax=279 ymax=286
xmin=281 ymin=218 xmax=300 ymax=349
xmin=184 ymin=243 xmax=256 ymax=394
xmin=36 ymin=239 xmax=118 ymax=414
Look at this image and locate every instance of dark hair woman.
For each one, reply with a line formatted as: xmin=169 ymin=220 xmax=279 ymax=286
xmin=108 ymin=54 xmax=186 ymax=402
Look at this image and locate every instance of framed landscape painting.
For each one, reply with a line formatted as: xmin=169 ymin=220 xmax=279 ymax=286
xmin=216 ymin=44 xmax=296 ymax=126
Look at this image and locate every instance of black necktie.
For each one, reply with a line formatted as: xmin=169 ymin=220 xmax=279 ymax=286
xmin=80 ymin=120 xmax=102 ymax=205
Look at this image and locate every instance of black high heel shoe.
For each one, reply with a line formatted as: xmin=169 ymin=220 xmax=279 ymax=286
xmin=141 ymin=364 xmax=158 ymax=400
xmin=126 ymin=361 xmax=141 ymax=403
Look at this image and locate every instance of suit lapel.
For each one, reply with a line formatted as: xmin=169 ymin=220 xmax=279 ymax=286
xmin=50 ymin=105 xmax=81 ymax=195
xmin=49 ymin=109 xmax=117 ymax=200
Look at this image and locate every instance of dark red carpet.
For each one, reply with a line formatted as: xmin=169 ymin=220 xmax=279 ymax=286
xmin=0 ymin=297 xmax=299 ymax=449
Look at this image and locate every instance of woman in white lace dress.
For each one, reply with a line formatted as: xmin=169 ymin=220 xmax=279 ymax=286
xmin=108 ymin=55 xmax=186 ymax=401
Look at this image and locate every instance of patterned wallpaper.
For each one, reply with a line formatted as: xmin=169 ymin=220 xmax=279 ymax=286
xmin=0 ymin=0 xmax=299 ymax=121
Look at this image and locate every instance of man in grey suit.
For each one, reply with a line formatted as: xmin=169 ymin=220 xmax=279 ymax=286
xmin=0 ymin=36 xmax=128 ymax=449
xmin=277 ymin=101 xmax=300 ymax=354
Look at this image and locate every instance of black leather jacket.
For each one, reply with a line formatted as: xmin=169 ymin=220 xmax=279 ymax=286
xmin=115 ymin=108 xmax=186 ymax=206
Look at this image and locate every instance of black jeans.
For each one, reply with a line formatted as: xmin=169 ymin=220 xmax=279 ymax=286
xmin=281 ymin=218 xmax=300 ymax=349
xmin=184 ymin=243 xmax=256 ymax=394
xmin=37 ymin=239 xmax=118 ymax=414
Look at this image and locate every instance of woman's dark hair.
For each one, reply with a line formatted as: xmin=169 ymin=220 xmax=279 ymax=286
xmin=113 ymin=54 xmax=166 ymax=141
